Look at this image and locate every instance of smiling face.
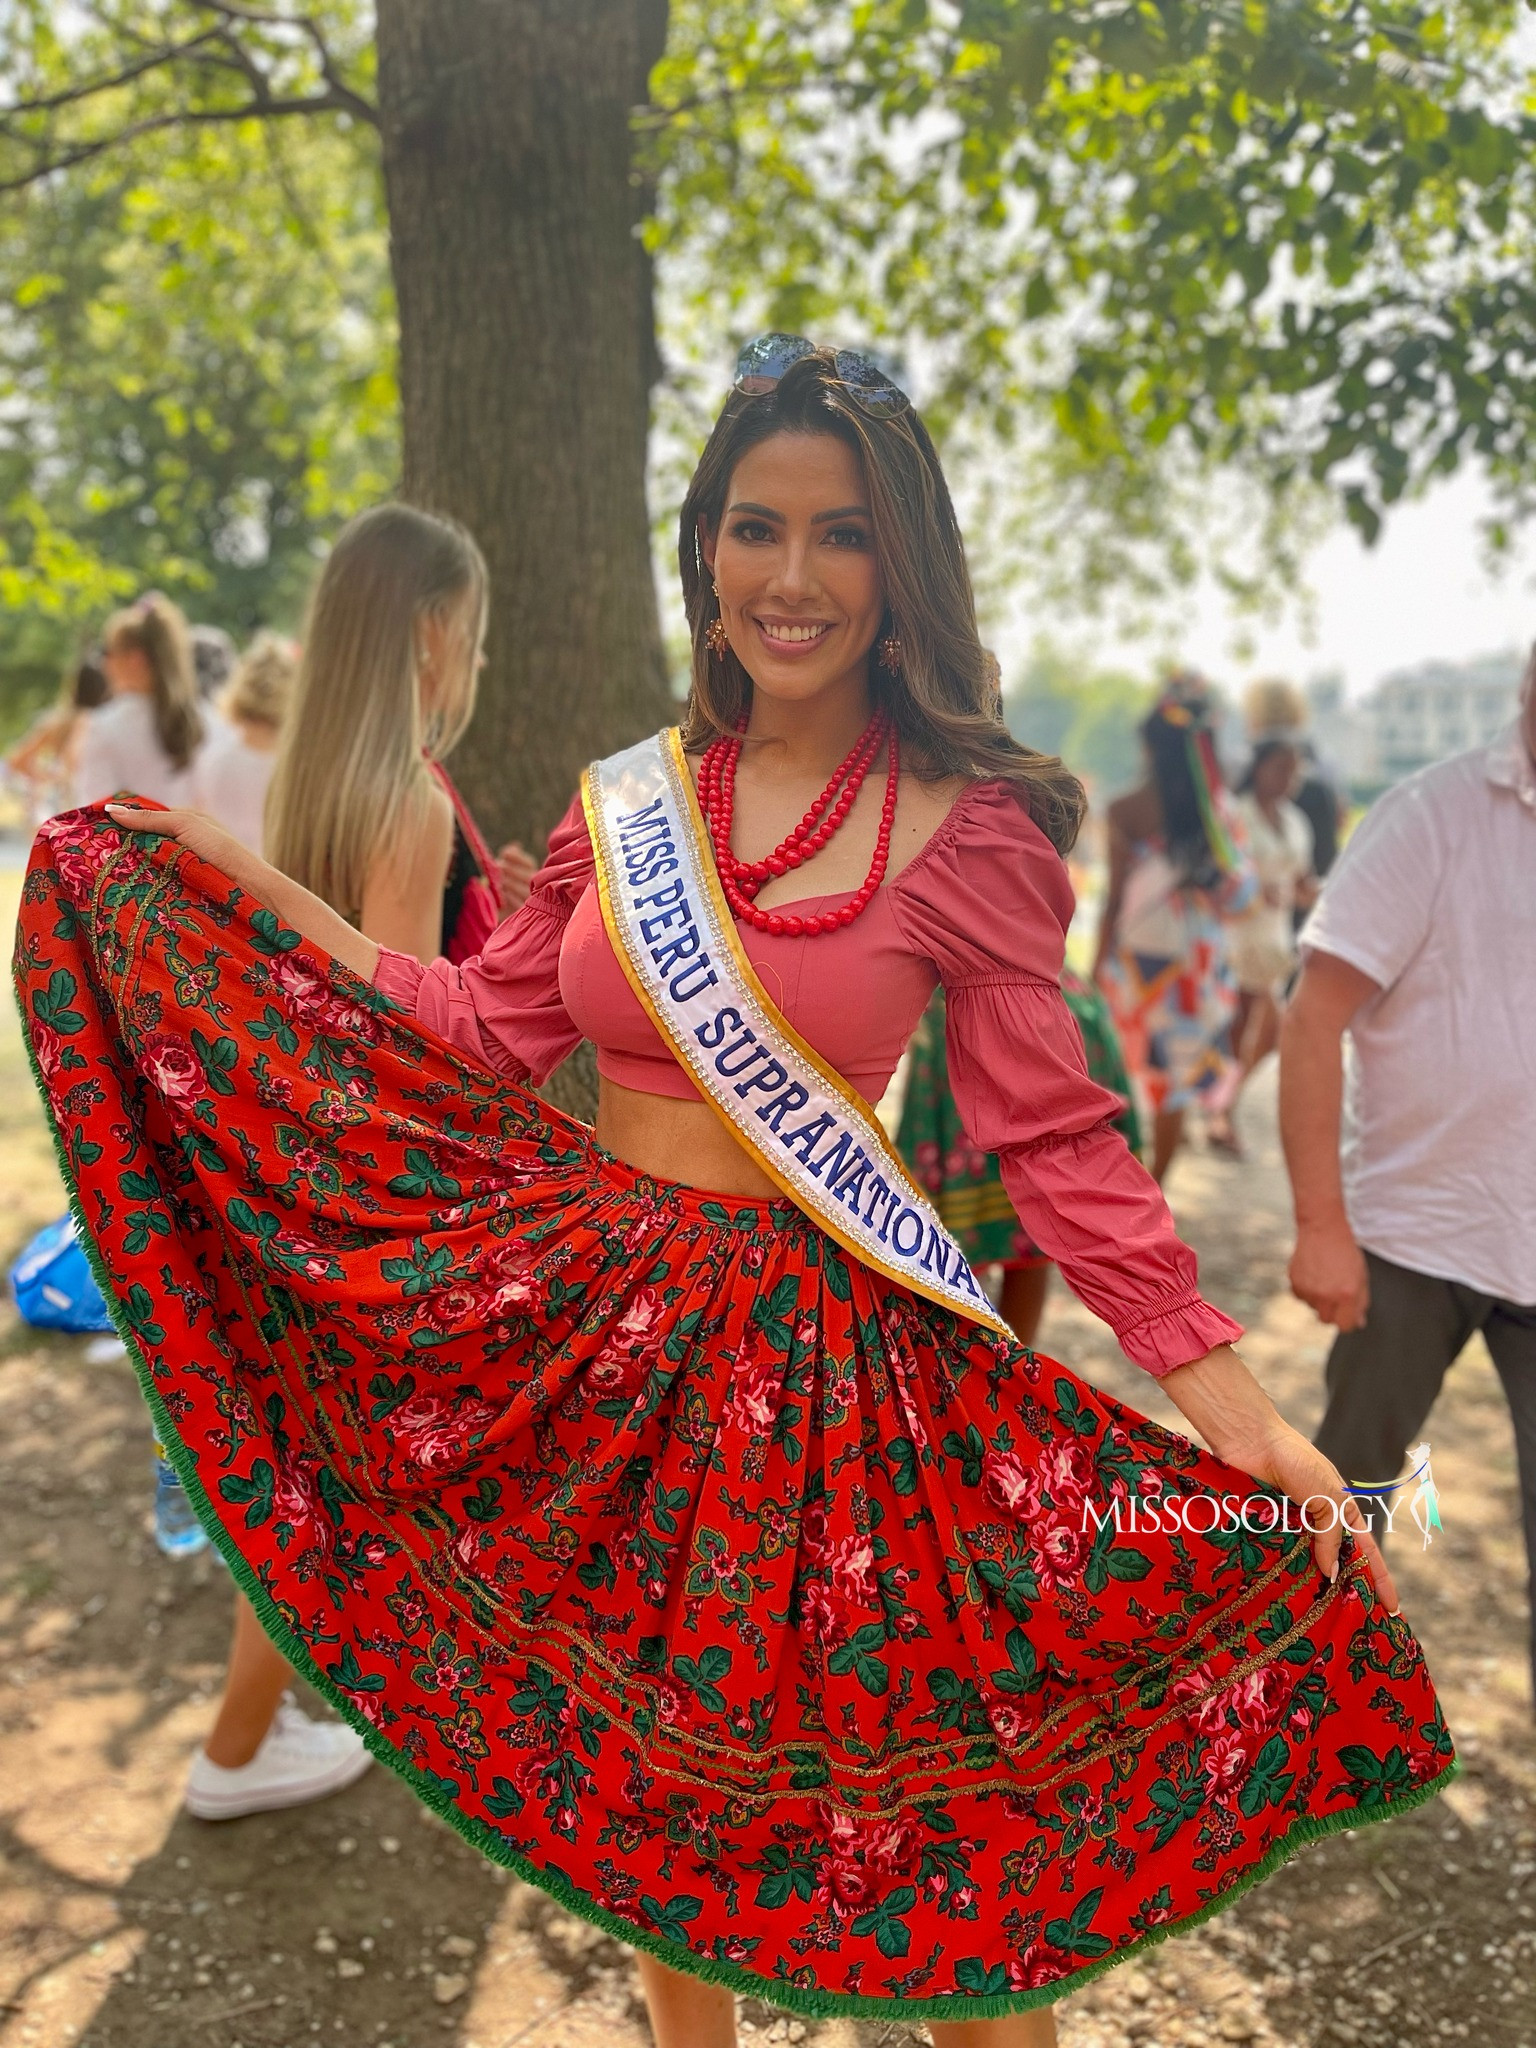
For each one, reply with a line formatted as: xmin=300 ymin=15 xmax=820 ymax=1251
xmin=701 ymin=431 xmax=885 ymax=709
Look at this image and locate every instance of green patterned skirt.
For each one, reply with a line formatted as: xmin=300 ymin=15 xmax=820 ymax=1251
xmin=896 ymin=970 xmax=1143 ymax=1270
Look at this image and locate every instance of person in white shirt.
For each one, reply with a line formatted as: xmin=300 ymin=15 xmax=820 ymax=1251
xmin=74 ymin=595 xmax=205 ymax=808
xmin=191 ymin=632 xmax=298 ymax=853
xmin=1208 ymin=734 xmax=1318 ymax=1156
xmin=1280 ymin=649 xmax=1536 ymax=1702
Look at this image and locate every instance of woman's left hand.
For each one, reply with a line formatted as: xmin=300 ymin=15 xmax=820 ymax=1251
xmin=1159 ymin=1343 xmax=1398 ymax=1612
xmin=1232 ymin=1416 xmax=1397 ymax=1613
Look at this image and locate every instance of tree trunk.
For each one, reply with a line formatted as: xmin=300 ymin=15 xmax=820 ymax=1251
xmin=376 ymin=0 xmax=671 ymax=1122
xmin=375 ymin=0 xmax=672 ymax=858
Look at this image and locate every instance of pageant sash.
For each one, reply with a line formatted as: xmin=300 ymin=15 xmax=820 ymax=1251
xmin=581 ymin=730 xmax=1012 ymax=1340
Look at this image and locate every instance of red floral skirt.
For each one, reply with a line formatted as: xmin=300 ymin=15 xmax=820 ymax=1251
xmin=13 ymin=810 xmax=1454 ymax=2023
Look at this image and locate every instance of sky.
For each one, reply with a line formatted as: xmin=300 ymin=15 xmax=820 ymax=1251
xmin=1026 ymin=466 xmax=1536 ymax=703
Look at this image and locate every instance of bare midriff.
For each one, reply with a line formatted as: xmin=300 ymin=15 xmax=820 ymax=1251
xmin=592 ymin=1076 xmax=785 ymax=1199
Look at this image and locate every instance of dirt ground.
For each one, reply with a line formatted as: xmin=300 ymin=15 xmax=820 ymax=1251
xmin=2 ymin=860 xmax=1533 ymax=2048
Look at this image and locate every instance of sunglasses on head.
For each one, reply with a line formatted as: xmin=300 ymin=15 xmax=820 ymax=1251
xmin=732 ymin=332 xmax=911 ymax=420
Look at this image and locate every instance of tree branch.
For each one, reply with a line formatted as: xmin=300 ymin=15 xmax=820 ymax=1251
xmin=189 ymin=3 xmax=378 ymax=126
xmin=0 ymin=29 xmax=225 ymax=116
xmin=0 ymin=3 xmax=378 ymax=194
xmin=0 ymin=90 xmax=375 ymax=196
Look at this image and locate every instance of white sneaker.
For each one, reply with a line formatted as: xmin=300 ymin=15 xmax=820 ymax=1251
xmin=185 ymin=1694 xmax=373 ymax=1819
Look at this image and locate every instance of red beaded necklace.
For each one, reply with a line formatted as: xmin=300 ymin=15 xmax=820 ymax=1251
xmin=698 ymin=712 xmax=900 ymax=938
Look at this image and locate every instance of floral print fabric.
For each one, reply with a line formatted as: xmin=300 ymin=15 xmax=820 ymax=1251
xmin=13 ymin=810 xmax=1454 ymax=2022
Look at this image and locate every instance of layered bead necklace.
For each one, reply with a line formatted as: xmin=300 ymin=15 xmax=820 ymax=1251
xmin=697 ymin=712 xmax=900 ymax=937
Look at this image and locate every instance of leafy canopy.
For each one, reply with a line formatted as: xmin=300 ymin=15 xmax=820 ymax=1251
xmin=0 ymin=4 xmax=389 ymax=726
xmin=2 ymin=0 xmax=1533 ymax=729
xmin=653 ymin=0 xmax=1536 ymax=557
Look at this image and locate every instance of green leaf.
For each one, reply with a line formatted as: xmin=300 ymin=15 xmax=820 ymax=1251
xmin=1045 ymin=1885 xmax=1111 ymax=1958
xmin=886 ymin=1433 xmax=920 ymax=1497
xmin=387 ymin=1146 xmax=463 ymax=1200
xmin=850 ymin=1885 xmax=916 ymax=1958
xmin=327 ymin=1642 xmax=386 ymax=1694
xmin=33 ymin=969 xmax=86 ymax=1035
xmin=1238 ymin=1734 xmax=1296 ymax=1818
xmin=464 ymin=1477 xmax=503 ymax=1524
xmin=191 ymin=1028 xmax=239 ymax=1094
xmin=219 ymin=1459 xmax=275 ymax=1528
xmin=641 ymin=1893 xmax=703 ymax=1945
xmin=1053 ymin=1376 xmax=1097 ymax=1437
xmin=250 ymin=908 xmax=302 ymax=956
xmin=956 ymin=1958 xmax=1011 ymax=1996
xmin=577 ymin=1542 xmax=618 ymax=1592
xmin=367 ymin=1370 xmax=417 ymax=1420
xmin=993 ymin=1625 xmax=1045 ymax=1696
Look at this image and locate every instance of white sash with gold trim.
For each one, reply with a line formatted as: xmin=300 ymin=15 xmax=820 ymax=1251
xmin=581 ymin=729 xmax=1012 ymax=1341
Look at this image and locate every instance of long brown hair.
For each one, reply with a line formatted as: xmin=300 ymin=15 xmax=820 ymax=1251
xmin=677 ymin=350 xmax=1085 ymax=854
xmin=265 ymin=504 xmax=486 ymax=919
xmin=102 ymin=595 xmax=203 ymax=771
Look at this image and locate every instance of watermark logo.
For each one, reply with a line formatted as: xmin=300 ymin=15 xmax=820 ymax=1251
xmin=1345 ymin=1440 xmax=1442 ymax=1550
xmin=1077 ymin=1443 xmax=1442 ymax=1547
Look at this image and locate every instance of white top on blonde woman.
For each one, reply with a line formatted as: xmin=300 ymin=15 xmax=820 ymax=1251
xmin=73 ymin=694 xmax=197 ymax=810
xmin=190 ymin=718 xmax=277 ymax=854
xmin=1301 ymin=728 xmax=1536 ymax=1303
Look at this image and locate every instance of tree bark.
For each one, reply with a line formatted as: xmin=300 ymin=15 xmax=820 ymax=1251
xmin=375 ymin=0 xmax=672 ymax=859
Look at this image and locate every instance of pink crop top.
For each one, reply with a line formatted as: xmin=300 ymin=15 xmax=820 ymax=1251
xmin=374 ymin=779 xmax=1241 ymax=1376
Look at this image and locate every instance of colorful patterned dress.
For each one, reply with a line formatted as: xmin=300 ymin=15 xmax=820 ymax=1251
xmin=1100 ymin=841 xmax=1244 ymax=1117
xmin=898 ymin=971 xmax=1143 ymax=1271
xmin=13 ymin=799 xmax=1453 ymax=2026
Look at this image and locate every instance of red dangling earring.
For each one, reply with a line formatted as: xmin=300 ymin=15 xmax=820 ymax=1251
xmin=878 ymin=626 xmax=903 ymax=674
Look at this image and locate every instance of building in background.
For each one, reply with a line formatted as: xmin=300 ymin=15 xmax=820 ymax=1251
xmin=1307 ymin=650 xmax=1523 ymax=796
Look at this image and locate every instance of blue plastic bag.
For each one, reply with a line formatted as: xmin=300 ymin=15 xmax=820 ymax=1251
xmin=8 ymin=1214 xmax=115 ymax=1332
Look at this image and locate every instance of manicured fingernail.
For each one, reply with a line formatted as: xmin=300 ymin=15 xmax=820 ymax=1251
xmin=1327 ymin=1561 xmax=1339 ymax=1583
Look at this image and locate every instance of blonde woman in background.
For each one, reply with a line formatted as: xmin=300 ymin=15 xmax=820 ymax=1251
xmin=266 ymin=502 xmax=531 ymax=963
xmin=74 ymin=594 xmax=205 ymax=807
xmin=190 ymin=631 xmax=299 ymax=852
xmin=183 ymin=501 xmax=531 ymax=1818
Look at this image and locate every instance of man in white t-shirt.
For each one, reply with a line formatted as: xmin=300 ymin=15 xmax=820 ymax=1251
xmin=1279 ymin=649 xmax=1536 ymax=1700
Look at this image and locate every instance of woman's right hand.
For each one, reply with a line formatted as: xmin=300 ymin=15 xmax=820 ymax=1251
xmin=105 ymin=802 xmax=381 ymax=984
xmin=1289 ymin=1217 xmax=1371 ymax=1331
xmin=106 ymin=802 xmax=245 ymax=875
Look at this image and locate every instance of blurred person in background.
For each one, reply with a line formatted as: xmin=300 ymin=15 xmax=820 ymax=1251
xmin=1093 ymin=674 xmax=1255 ymax=1181
xmin=1293 ymin=735 xmax=1346 ymax=895
xmin=189 ymin=623 xmax=238 ymax=702
xmin=898 ymin=969 xmax=1143 ymax=1345
xmin=1209 ymin=683 xmax=1318 ymax=1156
xmin=190 ymin=630 xmax=299 ymax=852
xmin=898 ymin=639 xmax=1146 ymax=1340
xmin=73 ymin=594 xmax=205 ymax=808
xmin=1281 ymin=645 xmax=1536 ymax=1702
xmin=179 ymin=499 xmax=534 ymax=1819
xmin=5 ymin=650 xmax=108 ymax=824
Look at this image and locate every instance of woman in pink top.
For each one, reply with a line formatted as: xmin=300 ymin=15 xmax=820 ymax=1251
xmin=35 ymin=345 xmax=1448 ymax=2046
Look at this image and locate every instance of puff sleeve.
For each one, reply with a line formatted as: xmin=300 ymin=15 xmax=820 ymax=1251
xmin=890 ymin=784 xmax=1242 ymax=1375
xmin=372 ymin=790 xmax=591 ymax=1083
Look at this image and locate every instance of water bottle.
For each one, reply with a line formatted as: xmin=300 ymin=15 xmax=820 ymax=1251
xmin=152 ymin=1444 xmax=209 ymax=1559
